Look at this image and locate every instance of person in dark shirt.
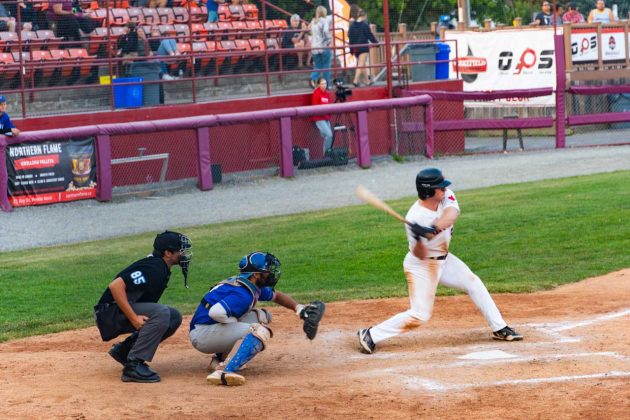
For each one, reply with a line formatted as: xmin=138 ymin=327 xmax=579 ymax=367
xmin=534 ymin=1 xmax=553 ymax=25
xmin=94 ymin=231 xmax=193 ymax=383
xmin=281 ymin=14 xmax=309 ymax=69
xmin=0 ymin=95 xmax=20 ymax=137
xmin=348 ymin=9 xmax=378 ymax=86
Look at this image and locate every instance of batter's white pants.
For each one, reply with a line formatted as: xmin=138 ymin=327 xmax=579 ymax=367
xmin=369 ymin=253 xmax=507 ymax=344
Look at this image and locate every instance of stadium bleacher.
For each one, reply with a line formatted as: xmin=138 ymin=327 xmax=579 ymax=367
xmin=0 ymin=1 xmax=305 ymax=86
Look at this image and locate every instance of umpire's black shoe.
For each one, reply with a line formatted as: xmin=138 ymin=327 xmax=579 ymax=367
xmin=492 ymin=326 xmax=523 ymax=342
xmin=121 ymin=360 xmax=160 ymax=383
xmin=108 ymin=333 xmax=137 ymax=366
xmin=358 ymin=328 xmax=376 ymax=354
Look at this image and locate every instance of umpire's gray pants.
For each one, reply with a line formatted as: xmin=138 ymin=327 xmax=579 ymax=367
xmin=122 ymin=302 xmax=182 ymax=362
xmin=189 ymin=311 xmax=260 ymax=355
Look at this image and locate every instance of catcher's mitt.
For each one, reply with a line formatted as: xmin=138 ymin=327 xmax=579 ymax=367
xmin=299 ymin=301 xmax=326 ymax=340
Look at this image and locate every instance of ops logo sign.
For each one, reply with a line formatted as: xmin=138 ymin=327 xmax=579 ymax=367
xmin=571 ymin=36 xmax=597 ymax=56
xmin=498 ymin=49 xmax=554 ymax=74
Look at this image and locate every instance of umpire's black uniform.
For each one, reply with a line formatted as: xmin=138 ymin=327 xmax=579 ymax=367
xmin=94 ymin=231 xmax=191 ymax=383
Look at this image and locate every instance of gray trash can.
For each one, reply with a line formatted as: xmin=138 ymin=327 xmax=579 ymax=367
xmin=609 ymin=94 xmax=630 ymax=129
xmin=128 ymin=61 xmax=163 ymax=106
xmin=407 ymin=44 xmax=438 ymax=82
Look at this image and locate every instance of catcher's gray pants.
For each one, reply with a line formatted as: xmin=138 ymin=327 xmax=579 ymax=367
xmin=118 ymin=302 xmax=182 ymax=362
xmin=189 ymin=311 xmax=260 ymax=355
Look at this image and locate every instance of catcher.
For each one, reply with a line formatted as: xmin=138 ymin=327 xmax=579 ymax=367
xmin=189 ymin=251 xmax=325 ymax=386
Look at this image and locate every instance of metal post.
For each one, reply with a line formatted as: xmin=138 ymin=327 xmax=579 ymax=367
xmin=383 ymin=0 xmax=393 ymax=98
xmin=95 ymin=134 xmax=113 ymax=202
xmin=355 ymin=110 xmax=371 ymax=168
xmin=196 ymin=127 xmax=213 ymax=190
xmin=554 ymin=34 xmax=566 ymax=148
xmin=262 ymin=0 xmax=271 ymax=96
xmin=458 ymin=0 xmax=470 ymax=29
xmin=0 ymin=136 xmax=12 ymax=212
xmin=16 ymin=4 xmax=26 ymax=118
xmin=279 ymin=117 xmax=294 ymax=177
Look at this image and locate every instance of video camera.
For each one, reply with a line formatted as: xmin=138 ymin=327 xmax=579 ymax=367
xmin=332 ymin=78 xmax=352 ymax=103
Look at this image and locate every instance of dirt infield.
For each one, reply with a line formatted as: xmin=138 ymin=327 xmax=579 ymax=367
xmin=2 ymin=270 xmax=629 ymax=419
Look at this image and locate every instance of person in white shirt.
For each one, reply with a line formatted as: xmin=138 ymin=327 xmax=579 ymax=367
xmin=357 ymin=168 xmax=523 ymax=354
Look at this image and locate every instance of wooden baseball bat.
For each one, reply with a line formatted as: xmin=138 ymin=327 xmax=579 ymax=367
xmin=355 ymin=185 xmax=411 ymax=226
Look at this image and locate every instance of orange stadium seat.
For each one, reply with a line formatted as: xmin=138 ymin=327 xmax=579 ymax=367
xmin=0 ymin=32 xmax=19 ymax=52
xmin=172 ymin=7 xmax=190 ymax=23
xmin=174 ymin=24 xmax=191 ymax=42
xmin=203 ymin=22 xmax=220 ymax=40
xmin=228 ymin=5 xmax=244 ymax=21
xmin=0 ymin=52 xmax=18 ymax=83
xmin=19 ymin=31 xmax=38 ymax=51
xmin=273 ymin=19 xmax=288 ymax=29
xmin=127 ymin=8 xmax=145 ymax=25
xmin=30 ymin=49 xmax=55 ymax=78
xmin=245 ymin=20 xmax=262 ymax=38
xmin=157 ymin=7 xmax=176 ymax=25
xmin=12 ymin=51 xmax=33 ymax=79
xmin=68 ymin=48 xmax=97 ymax=78
xmin=109 ymin=8 xmax=130 ymax=26
xmin=142 ymin=8 xmax=160 ymax=25
xmin=230 ymin=21 xmax=246 ymax=38
xmin=48 ymin=49 xmax=74 ymax=78
xmin=191 ymin=23 xmax=207 ymax=41
xmin=218 ymin=21 xmax=233 ymax=40
xmin=217 ymin=4 xmax=230 ymax=21
xmin=158 ymin=24 xmax=177 ymax=38
xmin=192 ymin=40 xmax=209 ymax=72
xmin=190 ymin=5 xmax=208 ymax=23
xmin=92 ymin=8 xmax=108 ymax=21
xmin=35 ymin=30 xmax=63 ymax=51
xmin=243 ymin=4 xmax=258 ymax=21
xmin=247 ymin=38 xmax=265 ymax=52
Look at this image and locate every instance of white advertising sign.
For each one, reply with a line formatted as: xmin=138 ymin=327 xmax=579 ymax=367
xmin=445 ymin=29 xmax=556 ymax=107
xmin=570 ymin=28 xmax=628 ymax=63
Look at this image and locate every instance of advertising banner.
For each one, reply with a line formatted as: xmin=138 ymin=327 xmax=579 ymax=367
xmin=330 ymin=0 xmax=356 ymax=68
xmin=570 ymin=27 xmax=628 ymax=63
xmin=7 ymin=138 xmax=97 ymax=207
xmin=445 ymin=29 xmax=556 ymax=106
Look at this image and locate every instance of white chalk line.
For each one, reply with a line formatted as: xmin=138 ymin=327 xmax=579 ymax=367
xmin=526 ymin=307 xmax=630 ymax=333
xmin=402 ymin=371 xmax=630 ymax=392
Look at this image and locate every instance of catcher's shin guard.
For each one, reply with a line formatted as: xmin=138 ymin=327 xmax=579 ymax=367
xmin=223 ymin=324 xmax=271 ymax=373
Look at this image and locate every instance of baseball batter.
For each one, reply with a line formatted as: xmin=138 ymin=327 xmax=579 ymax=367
xmin=189 ymin=251 xmax=325 ymax=386
xmin=358 ymin=168 xmax=523 ymax=353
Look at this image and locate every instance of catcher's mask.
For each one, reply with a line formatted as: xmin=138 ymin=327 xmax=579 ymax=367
xmin=415 ymin=167 xmax=451 ymax=199
xmin=239 ymin=252 xmax=281 ymax=288
xmin=153 ymin=231 xmax=193 ymax=288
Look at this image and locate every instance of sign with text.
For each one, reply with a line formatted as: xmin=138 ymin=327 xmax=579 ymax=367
xmin=7 ymin=138 xmax=97 ymax=207
xmin=445 ymin=29 xmax=556 ymax=106
xmin=570 ymin=27 xmax=628 ymax=63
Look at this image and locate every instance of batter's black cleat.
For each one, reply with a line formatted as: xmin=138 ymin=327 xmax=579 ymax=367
xmin=492 ymin=326 xmax=523 ymax=341
xmin=358 ymin=328 xmax=376 ymax=354
xmin=121 ymin=360 xmax=160 ymax=383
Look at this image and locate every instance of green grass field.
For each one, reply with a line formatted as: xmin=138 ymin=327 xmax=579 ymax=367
xmin=1 ymin=171 xmax=628 ymax=342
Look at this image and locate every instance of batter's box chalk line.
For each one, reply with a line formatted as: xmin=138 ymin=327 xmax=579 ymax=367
xmin=401 ymin=371 xmax=630 ymax=392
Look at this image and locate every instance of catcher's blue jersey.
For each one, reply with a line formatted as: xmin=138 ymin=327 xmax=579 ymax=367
xmin=190 ymin=275 xmax=274 ymax=330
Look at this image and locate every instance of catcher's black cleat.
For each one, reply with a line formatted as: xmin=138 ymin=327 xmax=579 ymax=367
xmin=358 ymin=328 xmax=376 ymax=354
xmin=492 ymin=326 xmax=523 ymax=341
xmin=121 ymin=360 xmax=160 ymax=383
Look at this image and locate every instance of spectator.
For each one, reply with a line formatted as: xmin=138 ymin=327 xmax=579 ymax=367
xmin=309 ymin=5 xmax=332 ymax=89
xmin=311 ymin=77 xmax=333 ymax=155
xmin=228 ymin=0 xmax=245 ymax=21
xmin=281 ymin=14 xmax=309 ymax=69
xmin=587 ymin=0 xmax=615 ymax=23
xmin=149 ymin=0 xmax=167 ymax=7
xmin=348 ymin=9 xmax=377 ymax=87
xmin=206 ymin=0 xmax=224 ymax=23
xmin=562 ymin=3 xmax=585 ymax=23
xmin=555 ymin=4 xmax=564 ymax=24
xmin=3 ymin=0 xmax=36 ymax=31
xmin=146 ymin=26 xmax=185 ymax=79
xmin=534 ymin=1 xmax=553 ymax=25
xmin=349 ymin=3 xmax=360 ymax=22
xmin=0 ymin=2 xmax=16 ymax=32
xmin=47 ymin=0 xmax=100 ymax=43
xmin=0 ymin=95 xmax=20 ymax=137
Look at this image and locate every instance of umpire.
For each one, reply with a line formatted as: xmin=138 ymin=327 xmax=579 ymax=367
xmin=94 ymin=231 xmax=193 ymax=383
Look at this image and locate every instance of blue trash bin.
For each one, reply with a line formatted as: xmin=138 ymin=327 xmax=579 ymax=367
xmin=609 ymin=94 xmax=630 ymax=129
xmin=435 ymin=43 xmax=450 ymax=80
xmin=112 ymin=77 xmax=144 ymax=109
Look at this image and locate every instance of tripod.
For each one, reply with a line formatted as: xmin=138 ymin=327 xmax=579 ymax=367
xmin=330 ymin=96 xmax=355 ymax=159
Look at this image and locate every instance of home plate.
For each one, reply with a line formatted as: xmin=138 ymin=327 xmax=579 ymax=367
xmin=458 ymin=350 xmax=518 ymax=360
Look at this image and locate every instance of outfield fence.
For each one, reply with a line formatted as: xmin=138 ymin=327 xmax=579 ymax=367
xmin=0 ymin=94 xmax=433 ymax=212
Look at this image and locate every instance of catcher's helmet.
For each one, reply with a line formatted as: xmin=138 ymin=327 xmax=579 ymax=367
xmin=415 ymin=167 xmax=451 ymax=199
xmin=239 ymin=252 xmax=282 ymax=288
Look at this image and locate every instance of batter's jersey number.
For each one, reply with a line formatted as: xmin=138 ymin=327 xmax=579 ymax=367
xmin=131 ymin=271 xmax=146 ymax=285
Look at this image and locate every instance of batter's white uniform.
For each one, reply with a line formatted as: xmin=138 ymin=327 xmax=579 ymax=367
xmin=369 ymin=188 xmax=508 ymax=344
